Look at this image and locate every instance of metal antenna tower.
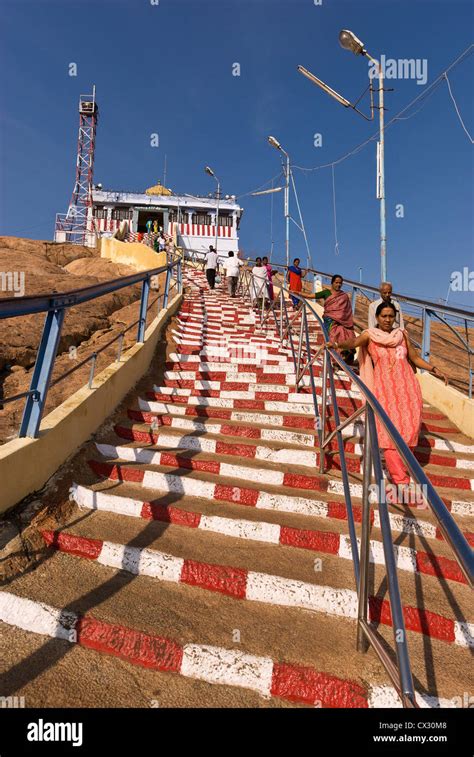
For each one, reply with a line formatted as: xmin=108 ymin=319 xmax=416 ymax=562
xmin=55 ymin=86 xmax=98 ymax=245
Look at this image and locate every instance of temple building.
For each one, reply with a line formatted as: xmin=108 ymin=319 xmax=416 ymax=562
xmin=55 ymin=180 xmax=243 ymax=257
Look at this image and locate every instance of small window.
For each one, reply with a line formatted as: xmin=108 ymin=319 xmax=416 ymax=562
xmin=92 ymin=206 xmax=108 ymax=219
xmin=192 ymin=213 xmax=212 ymax=225
xmin=112 ymin=208 xmax=133 ymax=221
xmin=218 ymin=215 xmax=233 ymax=227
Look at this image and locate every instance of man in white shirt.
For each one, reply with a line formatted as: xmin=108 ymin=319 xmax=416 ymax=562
xmin=157 ymin=231 xmax=167 ymax=251
xmin=368 ymin=282 xmax=404 ymax=330
xmin=205 ymin=245 xmax=218 ymax=290
xmin=222 ymin=251 xmax=243 ymax=297
xmin=251 ymin=257 xmax=269 ymax=305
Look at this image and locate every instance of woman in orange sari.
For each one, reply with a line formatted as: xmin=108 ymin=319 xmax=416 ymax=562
xmin=328 ymin=301 xmax=447 ymax=496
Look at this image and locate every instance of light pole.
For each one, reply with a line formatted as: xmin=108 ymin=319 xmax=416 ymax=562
xmin=268 ymin=136 xmax=290 ymax=269
xmin=205 ymin=166 xmax=220 ymax=255
xmin=298 ymin=29 xmax=388 ymax=282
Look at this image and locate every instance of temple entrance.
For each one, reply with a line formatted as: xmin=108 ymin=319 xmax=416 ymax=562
xmin=137 ymin=210 xmax=164 ymax=233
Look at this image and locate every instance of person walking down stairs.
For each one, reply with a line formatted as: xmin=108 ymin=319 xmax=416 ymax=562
xmin=328 ymin=300 xmax=448 ymax=502
xmin=251 ymin=257 xmax=269 ymax=308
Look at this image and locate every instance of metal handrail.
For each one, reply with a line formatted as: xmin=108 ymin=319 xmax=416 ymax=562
xmin=231 ymin=263 xmax=473 ymax=708
xmin=236 ymin=256 xmax=474 ymax=398
xmin=0 ymin=255 xmax=182 ymax=438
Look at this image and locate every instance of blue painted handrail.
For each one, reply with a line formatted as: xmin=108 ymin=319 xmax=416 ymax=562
xmin=0 ymin=257 xmax=182 ymax=438
xmin=234 ymin=262 xmax=473 ymax=707
xmin=230 ymin=252 xmax=474 ymax=398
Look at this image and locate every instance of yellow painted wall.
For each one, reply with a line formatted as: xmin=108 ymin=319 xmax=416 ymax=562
xmin=0 ymin=293 xmax=183 ymax=515
xmin=417 ymin=372 xmax=474 ymax=439
xmin=100 ymin=237 xmax=166 ymax=271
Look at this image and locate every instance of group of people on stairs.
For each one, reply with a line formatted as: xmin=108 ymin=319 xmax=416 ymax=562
xmin=201 ymin=247 xmax=448 ymax=500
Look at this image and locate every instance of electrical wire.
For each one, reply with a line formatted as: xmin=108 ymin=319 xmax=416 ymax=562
xmin=444 ymin=72 xmax=474 ymax=143
xmin=331 ymin=165 xmax=340 ymax=256
xmin=290 ymin=170 xmax=314 ymax=269
xmin=292 ymin=44 xmax=473 ymax=173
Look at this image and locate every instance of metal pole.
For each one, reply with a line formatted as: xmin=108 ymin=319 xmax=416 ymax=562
xmin=19 ymin=308 xmax=66 ymax=438
xmin=215 ymin=180 xmax=220 ymax=255
xmin=88 ymin=353 xmax=97 ymax=389
xmin=117 ymin=333 xmax=124 ymax=362
xmin=351 ymin=286 xmax=358 ymax=314
xmin=284 ymin=153 xmax=290 ymax=268
xmin=367 ymin=408 xmax=416 ymax=707
xmin=319 ymin=349 xmax=328 ymax=474
xmin=421 ymin=308 xmax=431 ymax=364
xmin=378 ymin=64 xmax=387 ymax=282
xmin=137 ymin=276 xmax=150 ymax=343
xmin=357 ymin=404 xmax=372 ymax=653
xmin=163 ymin=267 xmax=171 ymax=309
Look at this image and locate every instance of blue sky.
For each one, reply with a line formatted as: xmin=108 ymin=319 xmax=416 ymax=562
xmin=0 ymin=0 xmax=473 ymax=305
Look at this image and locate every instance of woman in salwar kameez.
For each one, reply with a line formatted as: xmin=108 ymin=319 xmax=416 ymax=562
xmin=328 ymin=301 xmax=447 ymax=497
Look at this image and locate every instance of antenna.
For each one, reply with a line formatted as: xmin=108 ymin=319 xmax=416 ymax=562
xmin=55 ymin=86 xmax=98 ymax=246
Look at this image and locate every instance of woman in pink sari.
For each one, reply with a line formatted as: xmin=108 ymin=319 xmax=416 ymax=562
xmin=262 ymin=256 xmax=276 ymax=301
xmin=312 ymin=274 xmax=356 ymax=364
xmin=328 ymin=301 xmax=447 ymax=496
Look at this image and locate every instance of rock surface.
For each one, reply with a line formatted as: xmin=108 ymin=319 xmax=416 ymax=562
xmin=0 ymin=238 xmax=147 ymax=442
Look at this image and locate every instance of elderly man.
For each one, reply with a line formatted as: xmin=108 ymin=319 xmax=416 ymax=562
xmin=368 ymin=282 xmax=404 ymax=330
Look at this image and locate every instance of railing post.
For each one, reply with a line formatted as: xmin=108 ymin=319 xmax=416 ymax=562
xmin=137 ymin=276 xmax=151 ymax=343
xmin=357 ymin=404 xmax=373 ymax=653
xmin=302 ymin=305 xmax=322 ymax=455
xmin=19 ymin=307 xmax=66 ymax=438
xmin=366 ymin=409 xmax=417 ymax=707
xmin=177 ymin=259 xmax=182 ymax=293
xmin=421 ymin=308 xmax=431 ymax=363
xmin=88 ymin=353 xmax=97 ymax=389
xmin=351 ymin=286 xmax=357 ymax=315
xmin=279 ymin=288 xmax=284 ymax=342
xmin=162 ymin=267 xmax=171 ymax=308
xmin=116 ymin=333 xmax=124 ymax=362
xmin=296 ymin=308 xmax=305 ymax=384
xmin=319 ymin=348 xmax=328 ymax=474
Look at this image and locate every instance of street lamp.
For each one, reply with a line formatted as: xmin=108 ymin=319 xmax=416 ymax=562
xmin=204 ymin=165 xmax=220 ymax=254
xmin=298 ymin=28 xmax=388 ymax=282
xmin=267 ymin=136 xmax=291 ymax=268
xmin=338 ymin=29 xmax=366 ymax=55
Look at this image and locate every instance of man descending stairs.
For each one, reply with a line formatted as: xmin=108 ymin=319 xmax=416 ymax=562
xmin=0 ymin=266 xmax=472 ymax=708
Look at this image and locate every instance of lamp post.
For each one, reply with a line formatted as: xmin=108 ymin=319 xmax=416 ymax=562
xmin=268 ymin=136 xmax=290 ymax=269
xmin=205 ymin=166 xmax=220 ymax=255
xmin=298 ymin=29 xmax=388 ymax=281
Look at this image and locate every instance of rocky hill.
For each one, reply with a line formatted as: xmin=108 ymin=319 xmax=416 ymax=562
xmin=0 ymin=237 xmax=146 ymax=443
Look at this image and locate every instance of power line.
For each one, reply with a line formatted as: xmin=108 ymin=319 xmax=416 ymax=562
xmin=289 ymin=170 xmax=314 ymax=269
xmin=331 ymin=165 xmax=340 ymax=257
xmin=444 ymin=72 xmax=474 ymax=143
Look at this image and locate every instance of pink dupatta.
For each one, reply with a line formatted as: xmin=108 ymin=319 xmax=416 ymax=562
xmin=358 ymin=328 xmax=405 ymax=394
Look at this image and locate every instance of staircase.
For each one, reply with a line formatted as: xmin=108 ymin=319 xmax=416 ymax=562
xmin=0 ymin=266 xmax=472 ymax=708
